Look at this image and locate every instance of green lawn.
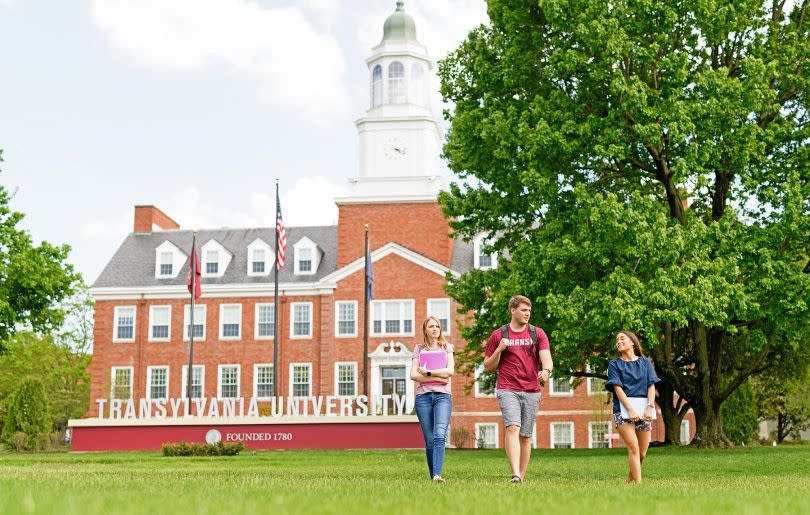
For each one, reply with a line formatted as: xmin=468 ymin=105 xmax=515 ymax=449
xmin=0 ymin=446 xmax=807 ymax=514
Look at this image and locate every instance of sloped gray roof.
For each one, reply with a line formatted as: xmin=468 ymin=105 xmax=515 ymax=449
xmin=93 ymin=226 xmax=476 ymax=288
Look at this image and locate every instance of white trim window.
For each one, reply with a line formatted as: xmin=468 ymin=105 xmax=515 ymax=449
xmin=388 ymin=61 xmax=405 ymax=103
xmin=551 ymin=422 xmax=575 ymax=449
xmin=158 ymin=251 xmax=173 ymax=276
xmin=475 ymin=423 xmax=498 ymax=449
xmin=293 ymin=237 xmax=320 ymax=276
xmin=586 ymin=363 xmax=607 ymax=395
xmin=113 ymin=306 xmax=136 ymax=342
xmin=254 ymin=364 xmax=274 ymax=399
xmin=246 ymin=238 xmax=272 ymax=277
xmin=110 ymin=366 xmax=133 ymax=400
xmin=183 ymin=304 xmax=206 ymax=341
xmin=218 ymin=364 xmax=240 ymax=399
xmin=589 ymin=421 xmax=610 ymax=448
xmin=427 ymin=298 xmax=451 ymax=334
xmin=290 ymin=302 xmax=312 ymax=338
xmin=335 ymin=301 xmax=357 ymax=338
xmin=335 ymin=362 xmax=357 ymax=397
xmin=680 ymin=420 xmax=691 ymax=445
xmin=473 ymin=235 xmax=498 ymax=270
xmin=205 ymin=250 xmax=219 ymax=275
xmin=154 ymin=241 xmax=185 ymax=279
xmin=255 ymin=303 xmax=275 ymax=339
xmin=371 ymin=64 xmax=383 ymax=107
xmin=371 ymin=299 xmax=415 ymax=336
xmin=289 ymin=363 xmax=312 ymax=398
xmin=550 ymin=377 xmax=573 ymax=396
xmin=219 ymin=304 xmax=242 ymax=340
xmin=146 ymin=366 xmax=169 ymax=400
xmin=200 ymin=239 xmax=231 ymax=278
xmin=474 ymin=365 xmax=495 ymax=398
xmin=181 ymin=365 xmax=205 ymax=399
xmin=148 ymin=305 xmax=171 ymax=342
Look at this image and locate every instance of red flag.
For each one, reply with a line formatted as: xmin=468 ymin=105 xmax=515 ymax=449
xmin=187 ymin=237 xmax=201 ymax=299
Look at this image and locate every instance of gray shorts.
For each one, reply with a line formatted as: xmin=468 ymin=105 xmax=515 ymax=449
xmin=496 ymin=389 xmax=541 ymax=438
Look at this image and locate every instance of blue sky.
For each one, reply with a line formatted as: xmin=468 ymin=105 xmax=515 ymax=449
xmin=0 ymin=0 xmax=487 ymax=283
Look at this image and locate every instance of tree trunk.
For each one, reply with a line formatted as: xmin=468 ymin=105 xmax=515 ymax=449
xmin=777 ymin=413 xmax=786 ymax=443
xmin=657 ymin=380 xmax=684 ymax=445
xmin=692 ymin=404 xmax=733 ymax=448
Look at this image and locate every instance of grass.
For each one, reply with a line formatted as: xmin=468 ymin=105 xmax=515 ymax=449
xmin=0 ymin=445 xmax=807 ymax=514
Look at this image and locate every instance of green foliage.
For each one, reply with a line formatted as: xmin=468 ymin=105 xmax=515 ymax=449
xmin=9 ymin=432 xmax=27 ymax=452
xmin=0 ymin=332 xmax=90 ymax=433
xmin=754 ymin=351 xmax=810 ymax=442
xmin=437 ymin=0 xmax=809 ymax=447
xmin=2 ymin=379 xmax=51 ymax=450
xmin=0 ymin=147 xmax=83 ymax=354
xmin=161 ymin=441 xmax=244 ymax=457
xmin=721 ymin=380 xmax=759 ymax=445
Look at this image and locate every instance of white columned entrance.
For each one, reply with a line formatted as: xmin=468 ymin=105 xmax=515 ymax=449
xmin=368 ymin=341 xmax=414 ymax=414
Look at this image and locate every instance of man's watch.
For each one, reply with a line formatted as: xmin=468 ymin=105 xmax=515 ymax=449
xmin=426 ymin=371 xmax=432 ymax=377
xmin=542 ymin=368 xmax=552 ymax=375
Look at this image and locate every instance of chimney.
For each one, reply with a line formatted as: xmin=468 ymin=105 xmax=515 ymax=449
xmin=133 ymin=205 xmax=180 ymax=233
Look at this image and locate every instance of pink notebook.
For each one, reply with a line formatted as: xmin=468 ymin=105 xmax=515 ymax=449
xmin=420 ymin=350 xmax=447 ymax=387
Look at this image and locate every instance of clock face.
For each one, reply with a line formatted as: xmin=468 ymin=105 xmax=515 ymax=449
xmin=383 ymin=137 xmax=407 ymax=160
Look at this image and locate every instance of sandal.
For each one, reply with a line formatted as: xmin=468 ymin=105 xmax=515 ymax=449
xmin=432 ymin=476 xmax=445 ymax=483
xmin=510 ymin=475 xmax=523 ymax=483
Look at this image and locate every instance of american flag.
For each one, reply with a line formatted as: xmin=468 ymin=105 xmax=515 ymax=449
xmin=275 ymin=188 xmax=287 ymax=269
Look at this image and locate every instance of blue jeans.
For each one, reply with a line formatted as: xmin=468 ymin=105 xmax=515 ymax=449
xmin=414 ymin=392 xmax=452 ymax=479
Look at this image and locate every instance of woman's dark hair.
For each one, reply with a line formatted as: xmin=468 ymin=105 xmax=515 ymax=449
xmin=619 ymin=331 xmax=644 ymax=357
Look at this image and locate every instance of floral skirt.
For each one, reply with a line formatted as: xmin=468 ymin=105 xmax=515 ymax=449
xmin=613 ymin=411 xmax=652 ymax=431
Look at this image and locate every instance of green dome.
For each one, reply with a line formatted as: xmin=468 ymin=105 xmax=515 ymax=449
xmin=382 ymin=1 xmax=417 ymax=42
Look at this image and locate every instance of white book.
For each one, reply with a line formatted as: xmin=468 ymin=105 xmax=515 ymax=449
xmin=620 ymin=397 xmax=656 ymax=420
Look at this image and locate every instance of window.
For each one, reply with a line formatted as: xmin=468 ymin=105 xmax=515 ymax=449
xmin=680 ymin=420 xmax=691 ymax=445
xmin=205 ymin=250 xmax=219 ymax=275
xmin=252 ymin=249 xmax=266 ymax=273
xmin=550 ymin=377 xmax=573 ymax=396
xmin=589 ymin=422 xmax=610 ymax=448
xmin=246 ymin=238 xmax=271 ymax=276
xmin=181 ymin=365 xmax=205 ymax=399
xmin=218 ymin=365 xmax=240 ymax=399
xmin=110 ymin=367 xmax=133 ymax=399
xmin=219 ymin=304 xmax=241 ymax=339
xmin=388 ymin=61 xmax=405 ymax=103
xmin=551 ymin=422 xmax=574 ymax=449
xmin=335 ymin=362 xmax=357 ymax=397
xmin=335 ymin=301 xmax=357 ymax=337
xmin=293 ymin=238 xmax=319 ymax=275
xmin=371 ymin=300 xmax=414 ymax=336
xmin=298 ymin=247 xmax=312 ymax=272
xmin=474 ymin=365 xmax=495 ymax=397
xmin=474 ymin=236 xmax=497 ymax=270
xmin=371 ymin=64 xmax=383 ymax=107
xmin=149 ymin=306 xmax=171 ymax=341
xmin=147 ymin=366 xmax=169 ymax=400
xmin=290 ymin=363 xmax=311 ymax=398
xmin=183 ymin=305 xmax=206 ymax=340
xmin=254 ymin=365 xmax=274 ymax=399
xmin=255 ymin=303 xmax=275 ymax=339
xmin=475 ymin=423 xmax=498 ymax=449
xmin=586 ymin=363 xmax=607 ymax=394
xmin=159 ymin=251 xmax=173 ymax=276
xmin=291 ymin=303 xmax=312 ymax=338
xmin=427 ymin=299 xmax=451 ymax=334
xmin=113 ymin=306 xmax=136 ymax=342
xmin=411 ymin=63 xmax=425 ymax=104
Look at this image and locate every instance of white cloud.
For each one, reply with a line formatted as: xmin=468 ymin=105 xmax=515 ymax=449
xmin=89 ymin=0 xmax=350 ymax=123
xmin=0 ymin=0 xmax=17 ymax=8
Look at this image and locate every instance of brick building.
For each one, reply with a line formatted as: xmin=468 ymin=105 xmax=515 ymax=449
xmin=87 ymin=2 xmax=694 ymax=449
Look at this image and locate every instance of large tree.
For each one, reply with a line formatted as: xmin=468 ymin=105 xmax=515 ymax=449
xmin=438 ymin=0 xmax=808 ymax=447
xmin=0 ymin=149 xmax=82 ymax=353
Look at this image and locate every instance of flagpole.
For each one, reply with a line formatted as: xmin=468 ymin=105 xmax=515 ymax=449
xmin=363 ymin=224 xmax=370 ymax=398
xmin=186 ymin=230 xmax=196 ymax=404
xmin=273 ymin=180 xmax=280 ymax=398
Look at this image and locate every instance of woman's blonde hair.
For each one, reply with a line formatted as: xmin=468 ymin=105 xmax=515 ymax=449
xmin=422 ymin=316 xmax=449 ymax=350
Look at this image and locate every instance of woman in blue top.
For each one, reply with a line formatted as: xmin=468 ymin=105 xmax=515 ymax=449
xmin=605 ymin=331 xmax=661 ymax=484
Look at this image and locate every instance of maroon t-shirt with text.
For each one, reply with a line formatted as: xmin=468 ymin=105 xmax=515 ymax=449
xmin=485 ymin=325 xmax=550 ymax=392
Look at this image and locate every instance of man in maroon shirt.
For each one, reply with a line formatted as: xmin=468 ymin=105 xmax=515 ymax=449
xmin=483 ymin=295 xmax=553 ymax=483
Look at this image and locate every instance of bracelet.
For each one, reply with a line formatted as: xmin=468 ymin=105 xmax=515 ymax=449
xmin=647 ymin=403 xmax=655 ymax=408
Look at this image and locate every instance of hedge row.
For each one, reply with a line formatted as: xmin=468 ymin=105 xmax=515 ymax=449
xmin=161 ymin=441 xmax=244 ymax=457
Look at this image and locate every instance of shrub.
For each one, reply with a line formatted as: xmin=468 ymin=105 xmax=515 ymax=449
xmin=162 ymin=441 xmax=244 ymax=457
xmin=722 ymin=380 xmax=760 ymax=445
xmin=10 ymin=432 xmax=28 ymax=453
xmin=49 ymin=431 xmax=63 ymax=449
xmin=450 ymin=427 xmax=470 ymax=448
xmin=33 ymin=433 xmax=52 ymax=451
xmin=2 ymin=379 xmax=51 ymax=451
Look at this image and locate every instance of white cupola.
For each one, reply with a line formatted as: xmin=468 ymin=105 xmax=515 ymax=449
xmin=338 ymin=1 xmax=443 ymax=204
